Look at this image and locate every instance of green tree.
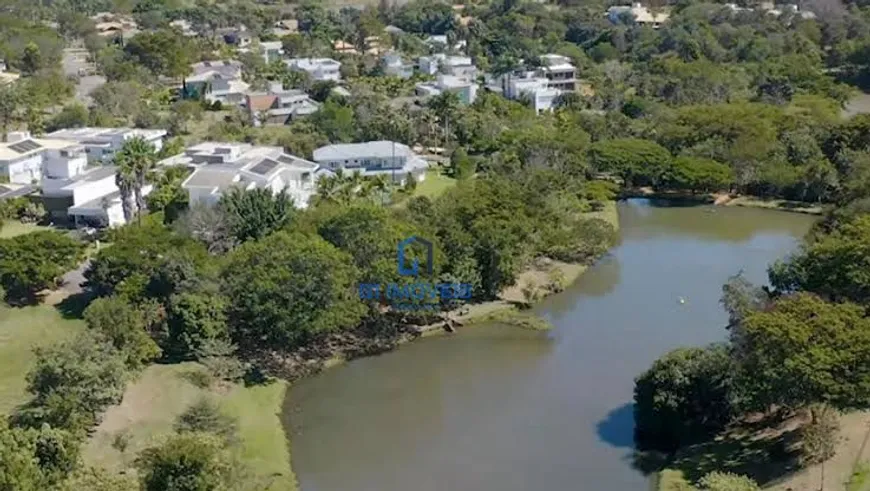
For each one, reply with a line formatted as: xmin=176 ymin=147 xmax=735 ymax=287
xmin=174 ymin=397 xmax=236 ymax=441
xmin=0 ymin=84 xmax=22 ymax=142
xmin=589 ymin=138 xmax=673 ymax=188
xmin=738 ymin=293 xmax=870 ymax=411
xmin=18 ymin=331 xmax=128 ymax=433
xmin=136 ymin=433 xmax=230 ymax=491
xmin=663 ymin=156 xmax=733 ymax=193
xmin=115 ymin=137 xmax=158 ymax=222
xmin=221 ymin=232 xmax=365 ymax=349
xmin=166 ymin=292 xmax=228 ymax=359
xmin=697 ymin=472 xmax=761 ymax=491
xmin=123 ymin=30 xmax=194 ymax=79
xmin=0 ymin=231 xmax=84 ymax=302
xmin=634 ymin=344 xmax=735 ymax=451
xmin=20 ymin=42 xmax=42 ymax=76
xmin=0 ymin=422 xmax=80 ymax=490
xmin=218 ymin=188 xmax=295 ymax=243
xmin=83 ymin=296 xmax=161 ymax=368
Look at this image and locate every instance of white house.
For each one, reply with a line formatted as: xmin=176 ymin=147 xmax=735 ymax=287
xmin=494 ymin=73 xmax=563 ymax=114
xmin=176 ymin=143 xmax=325 ymax=208
xmin=606 ymin=3 xmax=670 ymax=28
xmin=42 ymin=165 xmax=145 ymax=228
xmin=239 ymin=41 xmax=284 ymax=64
xmin=418 ymin=54 xmax=477 ymax=78
xmin=538 ymin=54 xmax=578 ymax=92
xmin=382 ymin=51 xmax=414 ymax=79
xmin=415 ymin=74 xmax=478 ymax=104
xmin=313 ymin=141 xmax=428 ymax=185
xmin=185 ymin=60 xmax=250 ymax=106
xmin=44 ymin=127 xmax=167 ymax=164
xmin=286 ymin=58 xmax=342 ymax=82
xmin=0 ymin=135 xmax=87 ymax=185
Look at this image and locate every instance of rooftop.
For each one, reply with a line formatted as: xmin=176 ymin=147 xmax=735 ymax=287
xmin=287 ymin=58 xmax=341 ymax=70
xmin=44 ymin=127 xmax=167 ymax=143
xmin=313 ymin=141 xmax=416 ymax=161
xmin=0 ymin=138 xmax=82 ymax=161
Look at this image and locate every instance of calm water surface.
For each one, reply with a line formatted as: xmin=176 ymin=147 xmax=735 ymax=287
xmin=283 ymin=200 xmax=816 ymax=491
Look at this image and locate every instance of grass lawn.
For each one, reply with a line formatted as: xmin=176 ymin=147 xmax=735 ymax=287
xmin=0 ymin=305 xmax=84 ymax=415
xmin=0 ymin=221 xmax=52 ymax=239
xmin=414 ymin=169 xmax=457 ymax=199
xmin=84 ymin=363 xmax=295 ymax=490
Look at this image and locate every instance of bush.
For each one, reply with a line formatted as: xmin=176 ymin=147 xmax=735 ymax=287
xmin=798 ymin=404 xmax=840 ymax=467
xmin=634 ymin=344 xmax=735 ymax=451
xmin=136 ymin=433 xmax=230 ymax=491
xmin=19 ymin=202 xmax=45 ymax=224
xmin=174 ymin=397 xmax=237 ymax=442
xmin=697 ymin=471 xmax=760 ymax=491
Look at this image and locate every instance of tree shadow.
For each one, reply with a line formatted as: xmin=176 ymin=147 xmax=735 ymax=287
xmin=55 ymin=291 xmax=94 ymax=319
xmin=596 ymin=402 xmax=636 ymax=449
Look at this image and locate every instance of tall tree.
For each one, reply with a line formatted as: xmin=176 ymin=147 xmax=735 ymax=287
xmin=115 ymin=137 xmax=158 ymax=222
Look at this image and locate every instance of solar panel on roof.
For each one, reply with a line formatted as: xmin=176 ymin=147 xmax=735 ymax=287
xmin=8 ymin=140 xmax=42 ymax=153
xmin=249 ymin=159 xmax=280 ymax=175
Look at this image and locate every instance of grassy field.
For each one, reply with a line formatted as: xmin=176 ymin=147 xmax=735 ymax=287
xmin=83 ymin=363 xmax=295 ymax=490
xmin=0 ymin=305 xmax=84 ymax=415
xmin=0 ymin=221 xmax=52 ymax=239
xmin=655 ymin=411 xmax=870 ymax=491
xmin=414 ymin=169 xmax=457 ymax=199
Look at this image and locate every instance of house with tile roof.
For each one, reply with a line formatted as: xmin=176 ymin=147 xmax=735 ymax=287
xmin=245 ymin=82 xmax=321 ymax=126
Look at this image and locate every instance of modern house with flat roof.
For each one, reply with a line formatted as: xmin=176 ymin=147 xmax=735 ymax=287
xmin=43 ymin=127 xmax=167 ymax=164
xmin=0 ymin=135 xmax=87 ymax=184
xmin=382 ymin=51 xmax=414 ymax=79
xmin=42 ymin=165 xmax=144 ymax=228
xmin=418 ymin=54 xmax=477 ymax=78
xmin=175 ymin=143 xmax=326 ymax=208
xmin=415 ymin=74 xmax=479 ymax=104
xmin=286 ymin=58 xmax=342 ymax=82
xmin=313 ymin=141 xmax=428 ymax=185
xmin=491 ymin=72 xmax=563 ymax=114
xmin=538 ymin=54 xmax=578 ymax=92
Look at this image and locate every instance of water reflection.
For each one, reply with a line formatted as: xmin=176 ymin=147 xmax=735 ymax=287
xmin=285 ymin=201 xmax=816 ymax=491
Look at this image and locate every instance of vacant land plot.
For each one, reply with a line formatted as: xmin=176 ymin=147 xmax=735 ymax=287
xmin=0 ymin=305 xmax=84 ymax=414
xmin=84 ymin=363 xmax=295 ymax=490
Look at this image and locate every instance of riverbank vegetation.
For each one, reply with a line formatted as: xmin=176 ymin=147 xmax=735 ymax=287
xmin=638 ymin=189 xmax=870 ymax=488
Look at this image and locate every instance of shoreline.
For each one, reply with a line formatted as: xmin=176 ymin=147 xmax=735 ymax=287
xmin=279 ymin=201 xmax=621 ymax=488
xmin=620 ymin=189 xmax=825 ymax=215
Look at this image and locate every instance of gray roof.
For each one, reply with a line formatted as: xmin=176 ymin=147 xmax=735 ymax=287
xmin=313 ymin=141 xmax=415 ymax=161
xmin=0 ymin=184 xmax=35 ymax=200
xmin=71 ymin=190 xmax=121 ymax=210
xmin=183 ymin=167 xmax=239 ymax=188
xmin=73 ymin=165 xmax=118 ymax=182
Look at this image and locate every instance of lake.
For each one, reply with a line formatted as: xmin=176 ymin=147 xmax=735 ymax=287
xmin=283 ymin=199 xmax=816 ymax=491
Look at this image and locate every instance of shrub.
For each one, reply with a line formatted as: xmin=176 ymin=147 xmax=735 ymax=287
xmin=174 ymin=397 xmax=237 ymax=442
xmin=634 ymin=344 xmax=735 ymax=451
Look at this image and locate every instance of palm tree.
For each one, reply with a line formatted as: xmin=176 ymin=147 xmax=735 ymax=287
xmin=115 ymin=137 xmax=158 ymax=224
xmin=115 ymin=165 xmax=135 ymax=224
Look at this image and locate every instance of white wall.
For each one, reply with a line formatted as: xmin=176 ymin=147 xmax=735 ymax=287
xmin=43 ymin=152 xmax=87 ymax=179
xmin=72 ymin=175 xmax=118 ymax=206
xmin=4 ymin=154 xmax=43 ymax=184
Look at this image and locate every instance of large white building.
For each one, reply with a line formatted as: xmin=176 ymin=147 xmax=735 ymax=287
xmin=173 ymin=142 xmax=326 ymax=208
xmin=286 ymin=58 xmax=342 ymax=82
xmin=42 ymin=165 xmax=146 ymax=228
xmin=312 ymin=141 xmax=428 ymax=185
xmin=0 ymin=135 xmax=87 ymax=185
xmin=415 ymin=74 xmax=479 ymax=105
xmin=43 ymin=127 xmax=167 ymax=164
xmin=538 ymin=54 xmax=578 ymax=92
xmin=418 ymin=54 xmax=477 ymax=78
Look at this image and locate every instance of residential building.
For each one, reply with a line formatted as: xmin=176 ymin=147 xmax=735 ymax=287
xmin=492 ymin=72 xmax=563 ymax=114
xmin=606 ymin=3 xmax=670 ymax=28
xmin=418 ymin=54 xmax=477 ymax=78
xmin=90 ymin=12 xmax=139 ymax=39
xmin=538 ymin=54 xmax=578 ymax=92
xmin=415 ymin=74 xmax=478 ymax=104
xmin=44 ymin=127 xmax=167 ymax=164
xmin=286 ymin=58 xmax=342 ymax=82
xmin=0 ymin=134 xmax=87 ymax=184
xmin=219 ymin=28 xmax=253 ymax=47
xmin=313 ymin=141 xmax=428 ymax=185
xmin=425 ymin=34 xmax=467 ymax=51
xmin=185 ymin=60 xmax=250 ymax=106
xmin=42 ymin=166 xmax=140 ymax=228
xmin=246 ymin=82 xmax=321 ymax=126
xmin=382 ymin=51 xmax=414 ymax=79
xmin=175 ymin=142 xmax=325 ymax=208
